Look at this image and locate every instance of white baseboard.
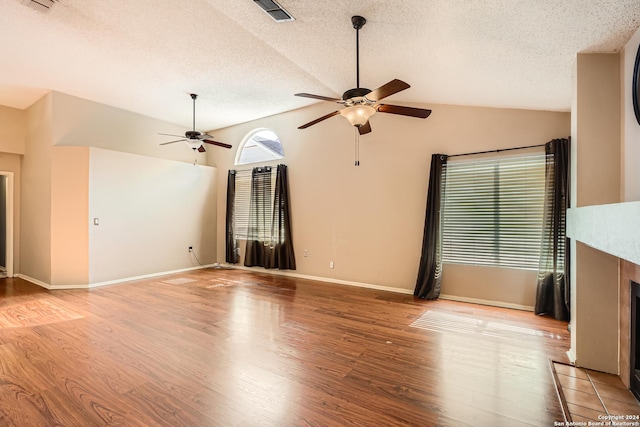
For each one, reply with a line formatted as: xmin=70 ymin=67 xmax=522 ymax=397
xmin=17 ymin=265 xmax=216 ymax=290
xmin=566 ymin=348 xmax=577 ymax=365
xmin=220 ymin=263 xmax=415 ymax=295
xmin=16 ymin=274 xmax=56 ymax=289
xmin=218 ymin=265 xmax=539 ymax=309
xmin=17 ymin=265 xmax=535 ymax=313
xmin=439 ymin=294 xmax=534 ymax=312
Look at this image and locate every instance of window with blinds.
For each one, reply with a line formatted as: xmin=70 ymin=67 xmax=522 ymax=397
xmin=441 ymin=152 xmax=548 ymax=270
xmin=233 ymin=167 xmax=277 ymax=240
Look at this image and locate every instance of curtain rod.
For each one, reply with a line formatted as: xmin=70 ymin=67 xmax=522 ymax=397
xmin=230 ymin=167 xmax=268 ymax=173
xmin=447 ymin=143 xmax=546 ymax=158
xmin=230 ymin=164 xmax=284 ymax=174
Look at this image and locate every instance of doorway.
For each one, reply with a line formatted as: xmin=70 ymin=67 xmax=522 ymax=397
xmin=0 ymin=173 xmax=14 ymax=278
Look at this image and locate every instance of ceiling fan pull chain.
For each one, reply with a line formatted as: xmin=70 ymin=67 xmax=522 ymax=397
xmin=354 ymin=128 xmax=360 ymax=166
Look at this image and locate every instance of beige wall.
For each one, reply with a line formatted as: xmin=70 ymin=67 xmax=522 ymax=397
xmin=442 ymin=265 xmax=538 ymax=310
xmin=51 ymin=91 xmax=207 ymax=164
xmin=575 ymin=55 xmax=621 ymax=208
xmin=0 ymin=153 xmax=21 ymax=275
xmin=21 ymin=93 xmax=53 ymax=284
xmin=9 ymin=91 xmax=219 ymax=287
xmin=0 ymin=106 xmax=27 ymax=276
xmin=51 ymin=146 xmax=89 ymax=286
xmin=209 ymin=101 xmax=569 ymax=306
xmin=569 ymin=53 xmax=621 ymax=374
xmin=0 ymin=105 xmax=26 ymax=155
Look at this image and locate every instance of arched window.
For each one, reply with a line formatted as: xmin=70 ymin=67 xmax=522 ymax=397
xmin=235 ymin=128 xmax=284 ymax=166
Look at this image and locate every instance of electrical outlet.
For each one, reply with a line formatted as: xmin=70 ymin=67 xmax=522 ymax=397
xmin=303 ymin=249 xmax=308 ymax=257
xmin=330 ymin=261 xmax=334 ymax=269
xmin=188 ymin=246 xmax=193 ymax=252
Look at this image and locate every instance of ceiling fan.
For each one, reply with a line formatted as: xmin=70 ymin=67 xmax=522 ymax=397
xmin=295 ymin=16 xmax=432 ymax=135
xmin=159 ymin=94 xmax=231 ymax=152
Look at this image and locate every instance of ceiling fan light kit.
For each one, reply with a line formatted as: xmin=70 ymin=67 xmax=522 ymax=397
xmin=340 ymin=105 xmax=376 ymax=127
xmin=294 ymin=15 xmax=432 ymax=139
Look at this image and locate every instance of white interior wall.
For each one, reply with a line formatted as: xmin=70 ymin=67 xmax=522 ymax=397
xmin=88 ymin=147 xmax=216 ymax=284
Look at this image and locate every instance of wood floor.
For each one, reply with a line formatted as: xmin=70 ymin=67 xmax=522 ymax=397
xmin=0 ymin=268 xmax=571 ymax=426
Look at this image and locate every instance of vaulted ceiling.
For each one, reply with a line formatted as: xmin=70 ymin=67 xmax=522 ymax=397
xmin=1 ymin=0 xmax=639 ymax=131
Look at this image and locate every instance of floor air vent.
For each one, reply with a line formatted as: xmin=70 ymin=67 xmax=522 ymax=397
xmin=20 ymin=0 xmax=58 ymax=12
xmin=253 ymin=0 xmax=294 ymax=22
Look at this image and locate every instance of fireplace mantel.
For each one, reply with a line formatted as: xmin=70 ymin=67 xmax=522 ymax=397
xmin=567 ymin=201 xmax=640 ymax=265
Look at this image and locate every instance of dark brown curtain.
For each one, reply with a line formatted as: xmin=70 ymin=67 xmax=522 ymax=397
xmin=414 ymin=154 xmax=447 ymax=299
xmin=267 ymin=164 xmax=296 ymax=269
xmin=225 ymin=170 xmax=239 ymax=264
xmin=535 ymin=138 xmax=570 ymax=321
xmin=244 ymin=165 xmax=296 ymax=270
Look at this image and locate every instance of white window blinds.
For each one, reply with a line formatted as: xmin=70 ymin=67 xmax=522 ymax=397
xmin=441 ymin=152 xmax=548 ymax=270
xmin=233 ymin=168 xmax=277 ymax=240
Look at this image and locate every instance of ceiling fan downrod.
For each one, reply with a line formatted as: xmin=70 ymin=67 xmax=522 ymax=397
xmin=190 ymin=93 xmax=198 ymax=132
xmin=352 ymin=16 xmax=366 ymax=89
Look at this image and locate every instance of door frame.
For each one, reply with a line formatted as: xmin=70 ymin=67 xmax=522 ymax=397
xmin=0 ymin=172 xmax=14 ymax=278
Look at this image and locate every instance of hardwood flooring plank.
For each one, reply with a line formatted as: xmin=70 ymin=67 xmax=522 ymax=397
xmin=0 ymin=271 xmax=571 ymax=426
xmin=123 ymin=382 xmax=218 ymax=427
xmin=0 ymin=342 xmax=54 ymax=391
xmin=0 ymin=386 xmax=56 ymax=427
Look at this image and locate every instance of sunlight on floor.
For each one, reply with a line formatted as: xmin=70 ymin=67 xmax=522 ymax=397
xmin=0 ymin=297 xmax=83 ymax=328
xmin=410 ymin=310 xmax=564 ymax=340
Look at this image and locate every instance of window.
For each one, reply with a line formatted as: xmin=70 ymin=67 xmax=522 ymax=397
xmin=441 ymin=152 xmax=548 ymax=270
xmin=232 ymin=129 xmax=285 ymax=240
xmin=233 ymin=167 xmax=277 ymax=240
xmin=235 ymin=128 xmax=284 ymax=166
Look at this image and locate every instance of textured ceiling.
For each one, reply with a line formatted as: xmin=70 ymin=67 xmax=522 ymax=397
xmin=1 ymin=0 xmax=639 ymax=131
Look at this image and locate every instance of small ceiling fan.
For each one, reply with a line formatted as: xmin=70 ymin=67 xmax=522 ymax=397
xmin=295 ymin=16 xmax=432 ymax=135
xmin=159 ymin=94 xmax=231 ymax=152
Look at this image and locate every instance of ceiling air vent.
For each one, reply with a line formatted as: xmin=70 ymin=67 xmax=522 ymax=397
xmin=253 ymin=0 xmax=294 ymax=22
xmin=20 ymin=0 xmax=58 ymax=12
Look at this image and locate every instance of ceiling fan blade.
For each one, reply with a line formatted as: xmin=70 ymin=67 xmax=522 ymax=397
xmin=295 ymin=93 xmax=341 ymax=102
xmin=158 ymin=133 xmax=186 ymax=138
xmin=203 ymin=139 xmax=232 ymax=149
xmin=366 ymin=79 xmax=410 ymax=102
xmin=298 ymin=110 xmax=341 ymax=129
xmin=198 ymin=145 xmax=206 ymax=153
xmin=377 ymin=104 xmax=432 ymax=119
xmin=358 ymin=121 xmax=372 ymax=135
xmin=159 ymin=139 xmax=187 ymax=145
